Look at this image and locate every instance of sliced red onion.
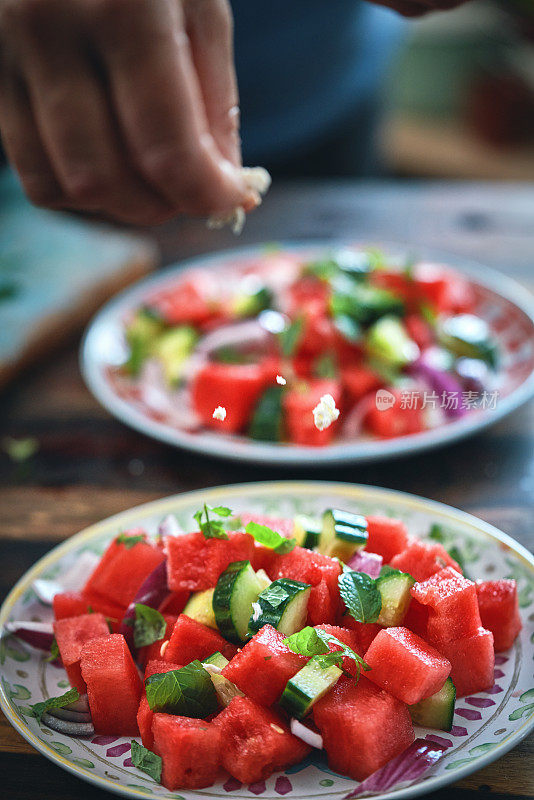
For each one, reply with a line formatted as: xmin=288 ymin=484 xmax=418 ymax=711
xmin=454 ymin=357 xmax=489 ymax=394
xmin=196 ymin=319 xmax=270 ymax=357
xmin=342 ymin=395 xmax=377 ymax=439
xmin=32 ymin=551 xmax=101 ymax=605
xmin=4 ymin=620 xmax=54 ymax=651
xmin=409 ymin=357 xmax=466 ymax=419
xmin=347 ymin=551 xmax=383 ymax=579
xmin=343 ymin=738 xmax=446 ymax=799
xmin=49 ymin=707 xmax=92 ymax=723
xmin=119 ymin=560 xmax=169 ymax=648
xmin=290 ymin=719 xmax=323 ymax=750
xmin=157 ymin=514 xmax=183 ymax=539
xmin=67 ymin=693 xmax=90 ymax=713
xmin=41 ymin=712 xmax=94 ymax=737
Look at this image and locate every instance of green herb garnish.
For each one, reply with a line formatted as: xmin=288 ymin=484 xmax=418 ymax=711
xmin=116 ymin=532 xmax=145 ymax=549
xmin=134 ymin=604 xmax=167 ymax=648
xmin=145 ymin=661 xmax=218 ymax=717
xmin=30 ymin=688 xmax=80 ymax=723
xmin=283 ymin=627 xmax=330 ymax=657
xmin=194 ymin=504 xmax=232 ymax=540
xmin=284 ymin=626 xmax=369 ymax=677
xmin=245 ymin=521 xmax=296 ymax=554
xmin=278 ymin=317 xmax=304 ymax=358
xmin=338 ymin=571 xmax=382 ymax=624
xmin=130 ymin=740 xmax=162 ymax=783
xmin=44 ymin=638 xmax=60 ymax=663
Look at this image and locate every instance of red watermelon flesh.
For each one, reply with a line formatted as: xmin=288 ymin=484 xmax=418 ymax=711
xmin=80 ymin=634 xmax=142 ymax=735
xmin=152 ymin=713 xmax=222 ymax=790
xmin=436 ymin=627 xmax=494 ymax=697
xmin=138 ymin=615 xmax=177 ymax=667
xmin=364 ymin=627 xmax=451 ymax=705
xmin=83 ymin=531 xmax=165 ymax=608
xmin=165 ymin=531 xmax=254 ymax=592
xmin=314 ymin=674 xmax=414 ymax=781
xmin=401 ymin=598 xmax=429 ymax=640
xmin=390 ymin=538 xmax=462 ymax=582
xmin=269 ymin=546 xmax=342 ymax=625
xmin=164 ymin=615 xmax=236 ymax=665
xmin=53 ymin=591 xmax=125 ymax=632
xmin=239 ymin=513 xmax=295 ymax=574
xmin=476 ymin=580 xmax=522 ymax=652
xmin=222 ymin=624 xmax=308 ymax=706
xmin=284 ymin=379 xmax=341 ymax=446
xmin=315 ymin=624 xmax=363 ymax=675
xmin=53 ymin=613 xmax=109 ymax=692
xmin=158 ymin=590 xmax=190 ymax=615
xmin=411 ymin=567 xmax=481 ymax=643
xmin=138 ymin=660 xmax=182 ymax=748
xmin=212 ymin=696 xmax=310 ymax=784
xmin=343 ymin=618 xmax=382 ymax=655
xmin=365 ymin=516 xmax=409 ymax=563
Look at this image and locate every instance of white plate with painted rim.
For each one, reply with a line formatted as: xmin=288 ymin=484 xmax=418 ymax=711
xmin=80 ymin=241 xmax=534 ymax=466
xmin=1 ymin=480 xmax=533 ymax=800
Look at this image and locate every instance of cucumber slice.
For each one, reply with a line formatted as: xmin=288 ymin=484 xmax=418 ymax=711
xmin=183 ymin=588 xmax=217 ymax=629
xmin=248 ymin=579 xmax=311 ymax=637
xmin=202 ymin=651 xmax=229 ymax=670
xmin=248 ymin=385 xmax=285 ymax=442
xmin=255 ymin=569 xmax=272 ymax=591
xmin=366 ymin=315 xmax=419 ymax=368
xmin=279 ymin=656 xmax=342 ymax=719
xmin=439 ymin=314 xmax=498 ymax=369
xmin=320 ymin=509 xmax=368 ymax=560
xmin=153 ymin=326 xmax=198 ymax=385
xmin=213 ymin=561 xmax=268 ymax=644
xmin=376 ymin=569 xmax=415 ymax=627
xmin=409 ymin=677 xmax=456 ymax=731
xmin=231 ymin=284 xmax=273 ymax=317
xmin=293 ymin=515 xmax=321 ymax=550
xmin=125 ymin=309 xmax=164 ymax=375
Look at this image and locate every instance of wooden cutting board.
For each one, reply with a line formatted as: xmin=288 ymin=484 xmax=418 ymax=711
xmin=0 ymin=169 xmax=158 ymax=389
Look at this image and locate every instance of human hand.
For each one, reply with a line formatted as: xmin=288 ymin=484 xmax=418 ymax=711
xmin=0 ymin=0 xmax=255 ymax=224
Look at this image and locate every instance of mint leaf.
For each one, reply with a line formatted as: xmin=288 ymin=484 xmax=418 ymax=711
xmin=44 ymin=637 xmax=59 ymax=663
xmin=314 ymin=650 xmax=344 ymax=669
xmin=145 ymin=661 xmax=218 ymax=717
xmin=30 ymin=688 xmax=80 ymax=723
xmin=338 ymin=571 xmax=382 ymax=624
xmin=116 ymin=532 xmax=145 ymax=549
xmin=379 ymin=565 xmax=404 ymax=579
xmin=134 ymin=604 xmax=167 ymax=648
xmin=428 ymin=524 xmax=445 ymax=543
xmin=245 ymin=521 xmax=296 ymax=554
xmin=284 ymin=627 xmax=330 ymax=657
xmin=278 ymin=317 xmax=303 ymax=358
xmin=131 ymin=740 xmax=162 ymax=783
xmin=259 ymin=583 xmax=291 ymax=610
xmin=314 ymin=628 xmax=370 ymax=677
xmin=194 ymin=504 xmax=230 ymax=540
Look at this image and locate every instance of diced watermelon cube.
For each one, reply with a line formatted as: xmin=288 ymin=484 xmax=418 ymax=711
xmin=138 ymin=614 xmax=177 ymax=667
xmin=315 ymin=624 xmax=362 ymax=675
xmin=342 ymin=366 xmax=382 ymax=404
xmin=191 ymin=358 xmax=278 ymax=433
xmin=269 ymin=546 xmax=342 ymax=625
xmin=53 ymin=591 xmax=125 ymax=632
xmin=240 ymin=514 xmax=295 ymax=574
xmin=364 ymin=627 xmax=451 ymax=705
xmin=165 ymin=531 xmax=254 ymax=592
xmin=343 ymin=618 xmax=382 ymax=654
xmin=411 ymin=567 xmax=481 ymax=643
xmin=164 ymin=615 xmax=236 ymax=665
xmin=83 ymin=531 xmax=165 ymax=608
xmin=476 ymin=580 xmax=522 ymax=652
xmin=213 ymin=696 xmax=310 ymax=784
xmin=152 ymin=713 xmax=222 ymax=790
xmin=314 ymin=674 xmax=414 ymax=781
xmin=435 ymin=627 xmax=494 ymax=697
xmin=365 ymin=516 xmax=409 ymax=563
xmin=364 ymin=389 xmax=424 ymax=438
xmin=283 ymin=379 xmax=341 ymax=446
xmin=80 ymin=634 xmax=142 ymax=735
xmin=222 ymin=624 xmax=308 ymax=706
xmin=402 ymin=598 xmax=429 ymax=639
xmin=137 ymin=660 xmax=182 ymax=748
xmin=53 ymin=613 xmax=109 ymax=692
xmin=158 ymin=590 xmax=190 ymax=615
xmin=390 ymin=538 xmax=462 ymax=582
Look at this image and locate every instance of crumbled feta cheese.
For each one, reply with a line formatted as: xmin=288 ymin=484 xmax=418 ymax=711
xmin=212 ymin=406 xmax=227 ymax=421
xmin=251 ymin=602 xmax=262 ymax=622
xmin=312 ymin=394 xmax=340 ymax=431
xmin=276 ymin=375 xmax=287 ymax=385
xmin=207 ymin=167 xmax=272 ymax=235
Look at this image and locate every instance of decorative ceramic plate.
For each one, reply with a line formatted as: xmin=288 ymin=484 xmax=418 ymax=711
xmin=80 ymin=242 xmax=534 ymax=466
xmin=1 ymin=482 xmax=533 ymax=800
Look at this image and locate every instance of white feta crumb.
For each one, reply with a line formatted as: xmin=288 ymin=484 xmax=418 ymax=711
xmin=212 ymin=406 xmax=227 ymax=421
xmin=207 ymin=167 xmax=272 ymax=235
xmin=312 ymin=394 xmax=340 ymax=431
xmin=251 ymin=602 xmax=262 ymax=622
xmin=276 ymin=375 xmax=287 ymax=385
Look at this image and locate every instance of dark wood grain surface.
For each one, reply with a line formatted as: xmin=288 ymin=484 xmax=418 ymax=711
xmin=1 ymin=180 xmax=533 ymax=799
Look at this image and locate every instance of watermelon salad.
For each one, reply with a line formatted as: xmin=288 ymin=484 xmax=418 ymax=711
xmin=112 ymin=246 xmax=500 ymax=446
xmin=9 ymin=507 xmax=522 ymax=793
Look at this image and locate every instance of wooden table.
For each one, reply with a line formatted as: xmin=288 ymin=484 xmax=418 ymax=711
xmin=1 ymin=180 xmax=533 ymax=800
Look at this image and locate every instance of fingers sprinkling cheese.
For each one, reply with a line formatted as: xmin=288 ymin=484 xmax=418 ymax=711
xmin=207 ymin=167 xmax=272 ymax=235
